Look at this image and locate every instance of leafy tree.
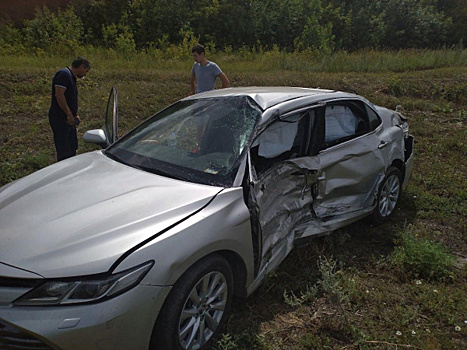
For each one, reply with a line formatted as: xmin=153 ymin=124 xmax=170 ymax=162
xmin=3 ymin=0 xmax=465 ymax=52
xmin=0 ymin=23 xmax=23 ymax=47
xmin=102 ymin=23 xmax=137 ymax=55
xmin=294 ymin=0 xmax=335 ymax=53
xmin=382 ymin=0 xmax=450 ymax=48
xmin=190 ymin=0 xmax=255 ymax=49
xmin=432 ymin=0 xmax=467 ymax=46
xmin=0 ymin=23 xmax=25 ymax=54
xmin=127 ymin=0 xmax=192 ymax=49
xmin=250 ymin=0 xmax=324 ymax=51
xmin=345 ymin=1 xmax=386 ymax=50
xmin=73 ymin=0 xmax=132 ymax=46
xmin=22 ymin=5 xmax=83 ymax=53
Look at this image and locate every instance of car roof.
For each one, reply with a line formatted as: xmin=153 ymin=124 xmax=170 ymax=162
xmin=184 ymin=86 xmax=355 ymax=110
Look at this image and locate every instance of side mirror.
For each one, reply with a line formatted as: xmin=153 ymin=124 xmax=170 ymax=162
xmin=83 ymin=129 xmax=108 ymax=149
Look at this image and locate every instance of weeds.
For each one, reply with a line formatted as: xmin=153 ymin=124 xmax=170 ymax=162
xmin=215 ymin=334 xmax=238 ymax=350
xmin=316 ymin=256 xmax=351 ymax=327
xmin=390 ymin=228 xmax=456 ymax=281
xmin=283 ymin=283 xmax=318 ymax=307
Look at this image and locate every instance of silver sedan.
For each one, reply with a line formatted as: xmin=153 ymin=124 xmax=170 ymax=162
xmin=0 ymin=87 xmax=414 ymax=349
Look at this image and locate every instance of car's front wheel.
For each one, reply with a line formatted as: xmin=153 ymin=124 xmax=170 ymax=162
xmin=372 ymin=166 xmax=402 ymax=224
xmin=150 ymin=254 xmax=233 ymax=350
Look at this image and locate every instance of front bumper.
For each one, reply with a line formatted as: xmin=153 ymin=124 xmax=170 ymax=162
xmin=0 ymin=284 xmax=171 ymax=350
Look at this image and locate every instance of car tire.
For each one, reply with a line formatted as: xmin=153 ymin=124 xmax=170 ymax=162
xmin=372 ymin=166 xmax=402 ymax=224
xmin=149 ymin=254 xmax=234 ymax=350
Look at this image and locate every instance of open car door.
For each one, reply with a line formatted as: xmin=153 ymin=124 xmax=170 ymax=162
xmin=247 ymin=108 xmax=319 ymax=281
xmin=83 ymin=87 xmax=118 ymax=148
xmin=103 ymin=86 xmax=118 ymax=145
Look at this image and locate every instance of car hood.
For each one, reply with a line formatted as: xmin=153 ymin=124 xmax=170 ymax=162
xmin=0 ymin=151 xmax=222 ymax=278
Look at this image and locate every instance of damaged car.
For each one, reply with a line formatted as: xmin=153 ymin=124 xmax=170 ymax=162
xmin=0 ymin=87 xmax=414 ymax=350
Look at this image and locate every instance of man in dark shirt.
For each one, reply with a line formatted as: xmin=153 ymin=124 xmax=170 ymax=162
xmin=48 ymin=57 xmax=91 ymax=161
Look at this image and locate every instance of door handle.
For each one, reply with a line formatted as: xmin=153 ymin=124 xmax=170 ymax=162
xmin=378 ymin=141 xmax=390 ymax=149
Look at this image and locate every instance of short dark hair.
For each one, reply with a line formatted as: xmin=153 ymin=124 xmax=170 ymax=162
xmin=191 ymin=44 xmax=205 ymax=55
xmin=71 ymin=57 xmax=91 ymax=69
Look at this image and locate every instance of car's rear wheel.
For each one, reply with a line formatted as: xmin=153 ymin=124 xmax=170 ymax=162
xmin=150 ymin=254 xmax=233 ymax=350
xmin=372 ymin=166 xmax=402 ymax=224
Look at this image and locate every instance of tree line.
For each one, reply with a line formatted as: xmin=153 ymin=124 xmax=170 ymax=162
xmin=1 ymin=0 xmax=466 ymax=55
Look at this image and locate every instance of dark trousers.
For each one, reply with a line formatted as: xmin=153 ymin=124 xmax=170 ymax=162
xmin=49 ymin=114 xmax=78 ymax=161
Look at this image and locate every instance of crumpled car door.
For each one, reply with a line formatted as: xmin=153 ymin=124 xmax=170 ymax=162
xmin=247 ymin=108 xmax=317 ymax=279
xmin=295 ymin=133 xmax=386 ymax=237
xmin=249 ymin=157 xmax=317 ymax=278
xmin=308 ymin=101 xmax=392 ymax=227
xmin=317 ymin=134 xmax=385 ymax=216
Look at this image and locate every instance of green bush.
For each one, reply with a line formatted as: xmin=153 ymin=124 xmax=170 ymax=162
xmin=0 ymin=24 xmax=26 ymax=55
xmin=390 ymin=231 xmax=455 ymax=281
xmin=0 ymin=24 xmax=23 ymax=47
xmin=22 ymin=6 xmax=83 ymax=54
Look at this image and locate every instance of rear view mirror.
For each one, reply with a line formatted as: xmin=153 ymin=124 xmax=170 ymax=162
xmin=83 ymin=129 xmax=108 ymax=149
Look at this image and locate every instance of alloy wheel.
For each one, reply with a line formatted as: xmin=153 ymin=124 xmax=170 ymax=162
xmin=178 ymin=271 xmax=229 ymax=350
xmin=378 ymin=174 xmax=401 ymax=218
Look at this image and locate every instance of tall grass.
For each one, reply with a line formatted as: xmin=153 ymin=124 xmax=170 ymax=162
xmin=318 ymin=48 xmax=467 ymax=72
xmin=1 ymin=47 xmax=466 ymax=73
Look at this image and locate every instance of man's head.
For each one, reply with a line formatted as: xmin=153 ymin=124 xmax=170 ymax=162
xmin=192 ymin=44 xmax=207 ymax=64
xmin=71 ymin=57 xmax=91 ymax=78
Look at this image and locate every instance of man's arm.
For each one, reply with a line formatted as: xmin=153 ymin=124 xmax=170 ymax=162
xmin=54 ymin=86 xmax=75 ymax=125
xmin=190 ymin=72 xmax=197 ymax=95
xmin=218 ymin=72 xmax=230 ymax=89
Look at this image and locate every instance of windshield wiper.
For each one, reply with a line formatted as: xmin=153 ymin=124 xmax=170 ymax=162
xmin=104 ymin=150 xmax=124 ymax=164
xmin=130 ymin=164 xmax=189 ymax=182
xmin=105 ymin=150 xmax=188 ymax=181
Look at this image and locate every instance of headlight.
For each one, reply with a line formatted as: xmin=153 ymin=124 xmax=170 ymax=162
xmin=14 ymin=261 xmax=153 ymax=306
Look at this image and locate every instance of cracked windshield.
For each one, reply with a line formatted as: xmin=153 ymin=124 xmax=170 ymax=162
xmin=107 ymin=96 xmax=260 ymax=185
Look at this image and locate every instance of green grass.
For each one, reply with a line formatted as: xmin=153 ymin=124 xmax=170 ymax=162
xmin=390 ymin=229 xmax=456 ymax=281
xmin=0 ymin=49 xmax=466 ymax=349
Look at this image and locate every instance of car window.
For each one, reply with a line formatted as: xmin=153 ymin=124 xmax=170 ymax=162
xmin=365 ymin=104 xmax=382 ymax=130
xmin=323 ymin=100 xmax=371 ymax=148
xmin=251 ymin=109 xmax=313 ymax=174
xmin=105 ymin=97 xmax=261 ymax=186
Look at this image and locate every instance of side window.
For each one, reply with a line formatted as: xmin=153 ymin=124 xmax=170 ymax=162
xmin=324 ymin=101 xmax=371 ymax=147
xmin=365 ymin=104 xmax=382 ymax=130
xmin=252 ymin=109 xmax=312 ymax=174
xmin=257 ymin=121 xmax=299 ymax=159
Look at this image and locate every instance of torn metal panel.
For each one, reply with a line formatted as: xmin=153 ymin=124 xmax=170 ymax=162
xmin=251 ymin=161 xmax=315 ymax=277
xmin=247 ymin=126 xmax=410 ymax=281
xmin=309 ymin=133 xmax=387 ymax=218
